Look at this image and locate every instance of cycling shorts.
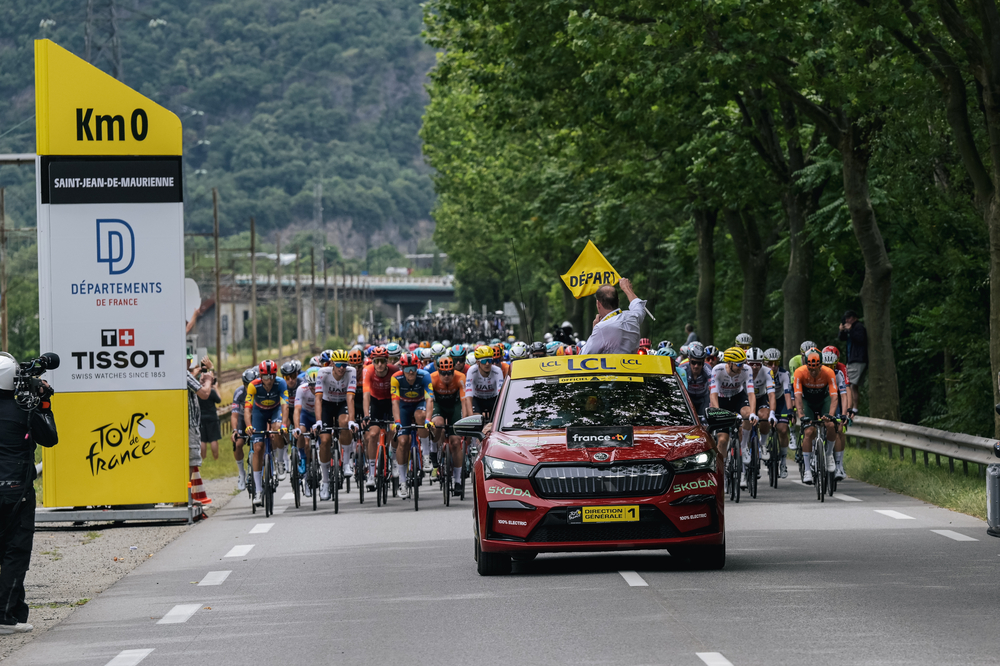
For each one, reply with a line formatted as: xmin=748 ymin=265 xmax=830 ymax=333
xmin=398 ymin=401 xmax=426 ymax=428
xmin=801 ymin=395 xmax=831 ymax=423
xmin=472 ymin=396 xmax=498 ymax=419
xmin=688 ymin=393 xmax=709 ymax=419
xmin=433 ymin=400 xmax=463 ymax=425
xmin=321 ymin=400 xmax=349 ymax=425
xmin=773 ymin=398 xmax=791 ymax=424
xmin=368 ymin=397 xmax=393 ymax=425
xmin=250 ymin=407 xmax=282 ymax=443
xmin=717 ymin=391 xmax=749 ymax=414
xmin=298 ymin=410 xmax=316 ymax=430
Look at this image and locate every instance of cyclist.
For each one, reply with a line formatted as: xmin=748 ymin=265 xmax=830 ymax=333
xmin=823 ymin=348 xmax=850 ymax=480
xmin=315 ymin=350 xmax=359 ymax=501
xmin=638 ymin=338 xmax=652 ymax=353
xmin=677 ymin=342 xmax=711 ymax=419
xmin=709 ymin=347 xmax=757 ymax=485
xmin=508 ymin=341 xmax=529 ymax=361
xmin=736 ymin=333 xmax=752 ymax=350
xmin=385 ymin=342 xmax=403 ymax=365
xmin=464 ymin=345 xmax=505 ymax=423
xmin=243 ymin=360 xmax=290 ymax=506
xmin=448 ymin=344 xmax=468 ymax=375
xmin=492 ymin=344 xmax=510 ymax=378
xmin=362 ymin=346 xmax=399 ymax=490
xmin=431 ymin=342 xmax=447 ymax=362
xmin=292 ymin=368 xmax=319 ymax=497
xmin=430 ymin=356 xmax=470 ymax=494
xmin=230 ymin=368 xmax=257 ymax=491
xmin=793 ymin=348 xmax=839 ymax=485
xmin=746 ymin=347 xmax=776 ymax=467
xmin=545 ymin=341 xmax=561 ymax=356
xmin=529 ymin=341 xmax=547 ymax=359
xmin=704 ymin=345 xmax=720 ymax=369
xmin=788 ymin=340 xmax=816 ymax=375
xmin=657 ymin=340 xmax=672 ymax=351
xmin=763 ymin=347 xmax=794 ymax=478
xmin=391 ymin=353 xmax=435 ymax=500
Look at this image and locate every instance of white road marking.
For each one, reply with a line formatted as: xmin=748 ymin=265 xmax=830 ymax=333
xmin=224 ymin=544 xmax=254 ymax=557
xmin=273 ymin=505 xmax=287 ymax=515
xmin=833 ymin=493 xmax=861 ymax=502
xmin=249 ymin=523 xmax=274 ymax=534
xmin=618 ymin=571 xmax=648 ymax=587
xmin=697 ymin=653 xmax=734 ymax=666
xmin=874 ymin=510 xmax=915 ymax=520
xmin=932 ymin=529 xmax=978 ymax=542
xmin=198 ymin=570 xmax=232 ymax=586
xmin=281 ymin=492 xmax=295 ymax=500
xmin=105 ymin=649 xmax=154 ymax=666
xmin=156 ymin=603 xmax=202 ymax=624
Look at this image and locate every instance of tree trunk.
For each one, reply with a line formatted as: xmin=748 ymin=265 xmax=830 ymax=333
xmin=694 ymin=209 xmax=717 ymax=345
xmin=781 ymin=191 xmax=811 ymax=362
xmin=724 ymin=209 xmax=769 ymax=343
xmin=988 ymin=198 xmax=1000 ymax=436
xmin=840 ymin=123 xmax=900 ymax=420
xmin=561 ymin=281 xmax=584 ymax=339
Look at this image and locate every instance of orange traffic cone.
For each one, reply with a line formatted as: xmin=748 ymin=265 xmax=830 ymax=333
xmin=190 ymin=466 xmax=212 ymax=505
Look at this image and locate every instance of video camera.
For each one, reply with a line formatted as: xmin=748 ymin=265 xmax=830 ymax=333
xmin=14 ymin=353 xmax=59 ymax=411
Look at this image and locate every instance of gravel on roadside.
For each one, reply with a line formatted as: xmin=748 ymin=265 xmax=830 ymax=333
xmin=0 ymin=475 xmax=240 ymax=660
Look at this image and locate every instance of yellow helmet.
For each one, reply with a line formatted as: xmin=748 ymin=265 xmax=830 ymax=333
xmin=723 ymin=347 xmax=747 ymax=364
xmin=474 ymin=345 xmax=494 ymax=361
xmin=331 ymin=349 xmax=349 ymax=363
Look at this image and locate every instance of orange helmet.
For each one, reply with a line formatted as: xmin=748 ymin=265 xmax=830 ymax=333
xmin=492 ymin=344 xmax=504 ymax=362
xmin=348 ymin=349 xmax=364 ymax=366
xmin=805 ymin=348 xmax=822 ymax=368
xmin=436 ymin=356 xmax=454 ymax=372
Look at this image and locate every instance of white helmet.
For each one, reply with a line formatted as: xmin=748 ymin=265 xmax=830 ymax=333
xmin=466 ymin=352 xmax=476 ymax=366
xmin=822 ymin=350 xmax=838 ymax=366
xmin=764 ymin=347 xmax=781 ymax=362
xmin=441 ymin=339 xmax=451 ymax=347
xmin=0 ymin=352 xmax=16 ymax=391
xmin=735 ymin=333 xmax=752 ymax=347
xmin=679 ymin=344 xmax=690 ymax=357
xmin=746 ymin=347 xmax=765 ymax=363
xmin=543 ymin=332 xmax=554 ymax=343
xmin=800 ymin=340 xmax=816 ymax=355
xmin=509 ymin=341 xmax=529 ymax=360
xmin=430 ymin=342 xmax=446 ymax=358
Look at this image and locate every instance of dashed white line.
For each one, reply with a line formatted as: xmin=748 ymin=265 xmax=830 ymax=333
xmin=249 ymin=522 xmax=274 ymax=534
xmin=697 ymin=653 xmax=734 ymax=666
xmin=618 ymin=571 xmax=648 ymax=587
xmin=833 ymin=493 xmax=861 ymax=502
xmin=198 ymin=570 xmax=232 ymax=586
xmin=105 ymin=649 xmax=154 ymax=666
xmin=224 ymin=544 xmax=254 ymax=557
xmin=273 ymin=505 xmax=287 ymax=515
xmin=932 ymin=529 xmax=978 ymax=542
xmin=281 ymin=492 xmax=295 ymax=500
xmin=156 ymin=603 xmax=202 ymax=624
xmin=875 ymin=510 xmax=915 ymax=520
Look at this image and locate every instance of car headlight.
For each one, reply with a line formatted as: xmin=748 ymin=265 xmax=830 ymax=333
xmin=671 ymin=450 xmax=716 ymax=473
xmin=483 ymin=455 xmax=534 ymax=479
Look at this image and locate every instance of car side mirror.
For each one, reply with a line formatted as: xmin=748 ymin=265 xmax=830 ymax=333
xmin=454 ymin=414 xmax=486 ymax=441
xmin=704 ymin=407 xmax=739 ymax=433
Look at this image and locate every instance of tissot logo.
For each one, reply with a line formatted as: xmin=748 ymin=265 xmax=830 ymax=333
xmin=102 ymin=328 xmax=135 ymax=347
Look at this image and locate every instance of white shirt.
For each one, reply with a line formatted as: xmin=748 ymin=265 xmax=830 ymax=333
xmin=465 ymin=365 xmax=504 ymax=398
xmin=580 ymin=298 xmax=647 ymax=355
xmin=709 ymin=363 xmax=754 ymax=398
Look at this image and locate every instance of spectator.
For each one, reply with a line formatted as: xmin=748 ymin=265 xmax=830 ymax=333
xmin=580 ymin=278 xmax=646 ymax=354
xmin=197 ymin=358 xmax=222 ymax=461
xmin=838 ymin=310 xmax=867 ymax=407
xmin=685 ymin=323 xmax=698 ymax=344
xmin=186 ymin=355 xmax=213 ymax=481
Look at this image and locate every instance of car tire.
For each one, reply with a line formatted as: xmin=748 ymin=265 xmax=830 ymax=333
xmin=511 ymin=551 xmax=538 ymax=563
xmin=476 ymin=545 xmax=512 ymax=576
xmin=669 ymin=541 xmax=726 ymax=571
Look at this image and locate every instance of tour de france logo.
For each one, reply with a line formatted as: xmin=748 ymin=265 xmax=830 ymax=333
xmin=85 ymin=412 xmax=156 ymax=476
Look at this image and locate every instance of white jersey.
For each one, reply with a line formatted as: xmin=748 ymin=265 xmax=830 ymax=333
xmin=295 ymin=383 xmax=316 ymax=413
xmin=465 ymin=365 xmax=504 ymax=398
xmin=709 ymin=363 xmax=754 ymax=398
xmin=772 ymin=366 xmax=792 ymax=396
xmin=752 ymin=366 xmax=775 ymax=397
xmin=834 ymin=368 xmax=848 ymax=395
xmin=317 ymin=366 xmax=357 ymax=403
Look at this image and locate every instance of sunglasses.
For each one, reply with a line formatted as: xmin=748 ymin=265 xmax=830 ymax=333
xmin=403 ymin=366 xmax=417 ymax=372
xmin=728 ymin=361 xmax=745 ymax=368
xmin=440 ymin=371 xmax=454 ymax=377
xmin=333 ymin=362 xmax=348 ymax=368
xmin=373 ymin=358 xmax=387 ymax=364
xmin=479 ymin=359 xmax=493 ymax=365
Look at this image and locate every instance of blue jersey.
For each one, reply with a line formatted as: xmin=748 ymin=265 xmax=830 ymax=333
xmin=677 ymin=361 xmax=711 ymax=398
xmin=245 ymin=377 xmax=289 ymax=411
xmin=391 ymin=369 xmax=434 ymax=404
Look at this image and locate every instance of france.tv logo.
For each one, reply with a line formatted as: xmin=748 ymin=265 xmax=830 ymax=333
xmin=96 ymin=219 xmax=135 ymax=275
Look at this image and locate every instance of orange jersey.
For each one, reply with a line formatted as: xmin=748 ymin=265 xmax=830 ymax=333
xmin=499 ymin=361 xmax=510 ymax=378
xmin=792 ymin=365 xmax=838 ymax=399
xmin=431 ymin=370 xmax=466 ymax=402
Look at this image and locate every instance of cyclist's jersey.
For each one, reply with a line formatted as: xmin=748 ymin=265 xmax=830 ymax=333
xmin=363 ymin=364 xmax=399 ymax=401
xmin=752 ymin=366 xmax=775 ymax=398
xmin=793 ymin=365 xmax=838 ymax=400
xmin=771 ymin=365 xmax=792 ymax=405
xmin=294 ymin=383 xmax=316 ymax=414
xmin=835 ymin=361 xmax=851 ymax=386
xmin=431 ymin=371 xmax=466 ymax=404
xmin=244 ymin=377 xmax=289 ymax=411
xmin=709 ymin=363 xmax=754 ymax=398
xmin=232 ymin=386 xmax=247 ymax=429
xmin=677 ymin=362 xmax=711 ymax=397
xmin=316 ymin=366 xmax=357 ymax=403
xmin=423 ymin=361 xmax=436 ymax=374
xmin=833 ymin=367 xmax=848 ymax=394
xmin=499 ymin=361 xmax=510 ymax=378
xmin=349 ymin=366 xmax=364 ymax=398
xmin=391 ymin=369 xmax=434 ymax=404
xmin=465 ymin=365 xmax=504 ymax=399
xmin=788 ymin=354 xmax=803 ymax=374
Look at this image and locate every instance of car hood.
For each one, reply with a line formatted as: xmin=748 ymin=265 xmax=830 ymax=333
xmin=484 ymin=426 xmax=711 ymax=465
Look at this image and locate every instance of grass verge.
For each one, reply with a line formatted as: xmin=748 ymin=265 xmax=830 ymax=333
xmin=843 ymin=445 xmax=987 ymax=520
xmin=197 ymin=448 xmax=240 ymax=481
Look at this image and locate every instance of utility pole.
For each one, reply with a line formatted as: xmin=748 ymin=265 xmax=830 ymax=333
xmin=323 ymin=257 xmax=328 ymax=344
xmin=295 ymin=250 xmax=302 ymax=354
xmin=230 ymin=269 xmax=237 ymax=364
xmin=85 ymin=0 xmax=123 ymax=80
xmin=333 ymin=261 xmax=339 ymax=339
xmin=213 ymin=188 xmax=221 ymax=371
xmin=276 ymin=234 xmax=283 ymax=355
xmin=250 ymin=217 xmax=258 ymax=364
xmin=0 ymin=188 xmax=6 ymax=352
xmin=310 ymin=246 xmax=316 ymax=344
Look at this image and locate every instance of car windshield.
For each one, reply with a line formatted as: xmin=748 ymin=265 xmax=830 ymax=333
xmin=498 ymin=375 xmax=693 ymax=431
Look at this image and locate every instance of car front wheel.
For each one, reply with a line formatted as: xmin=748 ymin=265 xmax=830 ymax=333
xmin=475 ymin=538 xmax=512 ymax=575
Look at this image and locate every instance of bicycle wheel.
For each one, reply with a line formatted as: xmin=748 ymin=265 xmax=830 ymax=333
xmin=376 ymin=449 xmax=384 ymax=508
xmin=332 ymin=449 xmax=340 ymax=515
xmin=290 ymin=448 xmax=301 ymax=509
xmin=357 ymin=448 xmax=366 ymax=505
xmin=264 ymin=452 xmax=274 ymax=517
xmin=814 ymin=447 xmax=824 ymax=501
xmin=748 ymin=434 xmax=758 ymax=499
xmin=248 ymin=465 xmax=256 ymax=515
xmin=441 ymin=448 xmax=451 ymax=506
xmin=412 ymin=457 xmax=419 ymax=512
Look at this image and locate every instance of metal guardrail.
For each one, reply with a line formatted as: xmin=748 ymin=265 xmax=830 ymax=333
xmin=848 ymin=415 xmax=998 ymax=472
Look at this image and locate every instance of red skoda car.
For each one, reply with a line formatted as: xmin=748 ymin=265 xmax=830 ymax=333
xmin=456 ymin=354 xmax=734 ymax=575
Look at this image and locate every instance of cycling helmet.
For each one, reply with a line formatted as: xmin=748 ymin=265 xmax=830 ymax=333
xmin=408 ymin=343 xmax=418 ymax=351
xmin=398 ymin=352 xmax=419 ymax=368
xmin=474 ymin=345 xmax=494 ymax=361
xmin=822 ymin=345 xmax=841 ymax=361
xmin=449 ymin=344 xmax=465 ymax=358
xmin=556 ymin=344 xmax=567 ymax=356
xmin=564 ymin=344 xmax=578 ymax=356
xmin=385 ymin=342 xmax=402 ymax=358
xmin=331 ymin=349 xmax=349 ymax=364
xmin=723 ymin=347 xmax=747 ymax=364
xmin=281 ymin=360 xmax=298 ymax=376
xmin=492 ymin=344 xmax=504 ymax=362
xmin=259 ymin=360 xmax=278 ymax=376
xmin=800 ymin=340 xmax=816 ymax=355
xmin=242 ymin=367 xmax=259 ymax=386
xmin=371 ymin=346 xmax=388 ymax=360
xmin=509 ymin=341 xmax=529 ymax=360
xmin=687 ymin=342 xmax=706 ymax=360
xmin=490 ymin=337 xmax=501 ymax=345
xmin=543 ymin=341 xmax=559 ymax=356
xmin=348 ymin=349 xmax=364 ymax=366
xmin=305 ymin=368 xmax=318 ymax=385
xmin=663 ymin=347 xmax=678 ymax=358
xmin=679 ymin=344 xmax=690 ymax=357
xmin=764 ymin=347 xmax=781 ymax=362
xmin=431 ymin=342 xmax=446 ymax=358
xmin=746 ymin=347 xmax=765 ymax=363
xmin=657 ymin=340 xmax=672 ymax=349
xmin=466 ymin=352 xmax=477 ymax=366
xmin=717 ymin=349 xmax=725 ymax=362
xmin=543 ymin=332 xmax=554 ymax=343
xmin=442 ymin=339 xmax=451 ymax=347
xmin=529 ymin=341 xmax=547 ymax=358
xmin=436 ymin=356 xmax=454 ymax=372
xmin=653 ymin=347 xmax=670 ymax=356
xmin=637 ymin=348 xmax=648 ymax=355
xmin=736 ymin=333 xmax=752 ymax=348
xmin=320 ymin=349 xmax=334 ymax=365
xmin=805 ymin=348 xmax=822 ymax=368
xmin=638 ymin=337 xmax=651 ymax=350
xmin=822 ymin=350 xmax=838 ymax=366
xmin=309 ymin=355 xmax=321 ymax=367
xmin=704 ymin=345 xmax=718 ymax=357
xmin=416 ymin=347 xmax=434 ymax=363
xmin=419 ymin=340 xmax=431 ymax=348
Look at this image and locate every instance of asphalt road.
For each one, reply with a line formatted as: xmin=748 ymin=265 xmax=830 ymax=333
xmin=6 ymin=472 xmax=998 ymax=666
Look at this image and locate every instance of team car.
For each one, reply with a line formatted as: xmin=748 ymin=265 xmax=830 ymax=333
xmin=455 ymin=354 xmax=738 ymax=576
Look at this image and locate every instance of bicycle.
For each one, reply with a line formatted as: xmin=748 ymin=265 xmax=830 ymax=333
xmin=746 ymin=422 xmax=760 ymax=499
xmin=723 ymin=418 xmax=742 ymax=503
xmin=249 ymin=427 xmax=282 ymax=517
xmin=354 ymin=424 xmax=367 ymax=505
xmin=766 ymin=426 xmax=781 ymax=489
xmin=459 ymin=434 xmax=478 ymax=501
xmin=288 ymin=438 xmax=302 ymax=509
xmin=368 ymin=419 xmax=396 ymax=507
xmin=302 ymin=427 xmax=321 ymax=511
xmin=394 ymin=422 xmax=423 ymax=512
xmin=316 ymin=423 xmax=353 ymax=515
xmin=436 ymin=423 xmax=454 ymax=506
xmin=801 ymin=418 xmax=831 ymax=502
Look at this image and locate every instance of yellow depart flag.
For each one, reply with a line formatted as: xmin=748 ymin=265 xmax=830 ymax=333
xmin=560 ymin=240 xmax=621 ymax=299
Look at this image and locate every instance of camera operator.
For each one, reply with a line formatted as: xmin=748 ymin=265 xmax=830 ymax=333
xmin=0 ymin=352 xmax=58 ymax=634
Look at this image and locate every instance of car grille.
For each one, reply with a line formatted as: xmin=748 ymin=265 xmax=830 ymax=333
xmin=527 ymin=521 xmax=681 ymax=543
xmin=531 ymin=462 xmax=672 ymax=499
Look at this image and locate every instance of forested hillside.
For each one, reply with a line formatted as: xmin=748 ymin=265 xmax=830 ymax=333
xmin=0 ymin=0 xmax=436 ymax=250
